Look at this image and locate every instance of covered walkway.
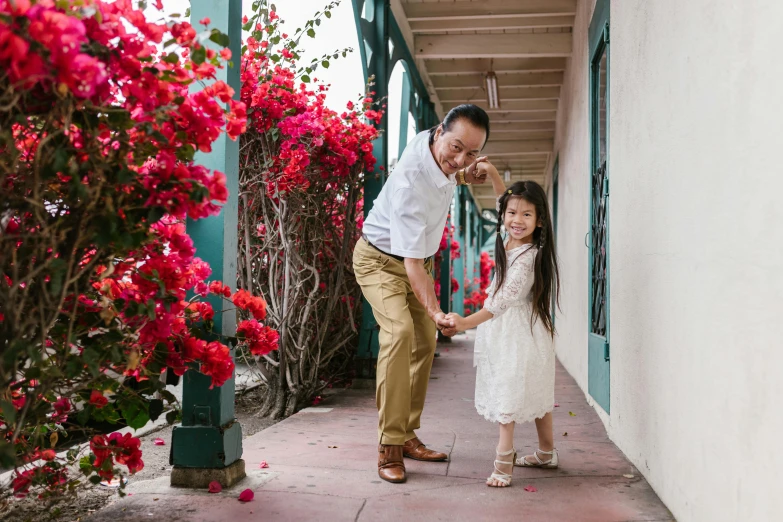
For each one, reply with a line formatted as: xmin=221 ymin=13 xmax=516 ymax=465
xmin=90 ymin=333 xmax=672 ymax=521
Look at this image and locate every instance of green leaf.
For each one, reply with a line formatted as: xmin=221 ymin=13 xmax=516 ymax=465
xmin=315 ymin=19 xmax=320 ymax=26
xmin=209 ymin=29 xmax=230 ymax=48
xmin=242 ymin=21 xmax=253 ymax=31
xmin=191 ymin=45 xmax=206 ymax=64
xmin=159 ymin=390 xmax=177 ymax=404
xmin=79 ymin=456 xmax=94 ymax=476
xmin=148 ymin=399 xmax=164 ymax=422
xmin=0 ymin=400 xmax=16 ymax=426
xmin=307 ymin=28 xmax=315 ymax=38
xmin=0 ymin=441 xmax=14 ymax=468
xmin=325 ymin=10 xmax=331 ymax=18
xmin=301 ymin=74 xmax=311 ymax=83
xmin=120 ymin=401 xmax=150 ymax=431
xmin=163 ymin=52 xmax=179 ymax=64
xmin=322 ymin=60 xmax=330 ymax=69
xmin=165 ymin=409 xmax=180 ymax=425
xmin=89 ymin=475 xmax=102 ymax=485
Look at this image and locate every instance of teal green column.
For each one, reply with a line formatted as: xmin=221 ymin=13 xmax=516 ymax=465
xmin=353 ymin=0 xmax=390 ymax=372
xmin=398 ymin=71 xmax=411 ymax=158
xmin=171 ymin=0 xmax=243 ymax=472
xmin=451 ymin=188 xmax=465 ymax=314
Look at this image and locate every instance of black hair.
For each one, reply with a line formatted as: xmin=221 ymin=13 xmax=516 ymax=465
xmin=494 ymin=180 xmax=560 ymax=337
xmin=428 ymin=104 xmax=490 ymax=147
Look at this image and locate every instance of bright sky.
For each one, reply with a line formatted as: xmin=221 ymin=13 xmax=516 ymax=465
xmin=145 ymin=0 xmax=411 ymax=166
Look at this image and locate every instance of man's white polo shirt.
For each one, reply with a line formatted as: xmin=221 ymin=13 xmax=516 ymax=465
xmin=363 ymin=130 xmax=457 ymax=259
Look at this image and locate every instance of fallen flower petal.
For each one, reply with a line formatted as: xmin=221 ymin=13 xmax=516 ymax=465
xmin=153 ymin=438 xmax=165 ymax=446
xmin=568 ymin=411 xmax=576 ymax=416
xmin=208 ymin=481 xmax=222 ymax=493
xmin=238 ymin=489 xmax=254 ymax=502
xmin=259 ymin=461 xmax=269 ymax=469
xmin=554 ymin=403 xmax=560 ymax=407
xmin=623 ymin=474 xmax=635 ymax=479
xmin=524 ymin=485 xmax=538 ymax=492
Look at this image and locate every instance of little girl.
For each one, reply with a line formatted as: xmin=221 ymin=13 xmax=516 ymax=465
xmin=447 ymin=163 xmax=560 ymax=488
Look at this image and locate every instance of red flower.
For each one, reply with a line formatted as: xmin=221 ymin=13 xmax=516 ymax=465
xmin=200 ymin=341 xmax=235 ymax=388
xmin=52 ymin=397 xmax=71 ymax=423
xmin=89 ymin=390 xmax=109 ymax=409
xmin=237 ymin=320 xmax=279 ymax=356
xmin=199 ymin=17 xmax=211 ymax=26
xmin=208 ymin=281 xmax=232 ymax=298
xmin=232 ymin=289 xmax=267 ymax=321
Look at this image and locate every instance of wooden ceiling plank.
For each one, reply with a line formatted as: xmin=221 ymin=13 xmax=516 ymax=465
xmin=404 ymin=0 xmax=578 ymax=20
xmin=415 ymin=33 xmax=572 ymax=59
xmin=410 ymin=15 xmax=575 ymax=33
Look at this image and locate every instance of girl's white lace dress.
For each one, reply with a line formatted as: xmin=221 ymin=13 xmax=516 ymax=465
xmin=473 ymin=244 xmax=555 ymax=424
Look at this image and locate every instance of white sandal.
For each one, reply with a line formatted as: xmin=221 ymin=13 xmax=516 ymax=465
xmin=487 ymin=447 xmax=516 ymax=487
xmin=515 ymin=448 xmax=558 ymax=468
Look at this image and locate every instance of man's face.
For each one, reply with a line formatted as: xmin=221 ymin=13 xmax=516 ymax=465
xmin=430 ymin=119 xmax=485 ymax=175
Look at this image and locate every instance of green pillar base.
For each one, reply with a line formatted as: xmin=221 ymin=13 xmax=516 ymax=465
xmin=170 ymin=421 xmax=243 ymax=469
xmin=170 ymin=458 xmax=246 ymax=489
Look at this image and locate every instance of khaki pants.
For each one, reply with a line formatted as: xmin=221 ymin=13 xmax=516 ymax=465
xmin=353 ymin=238 xmax=437 ymax=445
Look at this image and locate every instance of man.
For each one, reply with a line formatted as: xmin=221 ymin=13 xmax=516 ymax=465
xmin=353 ymin=104 xmax=491 ymax=483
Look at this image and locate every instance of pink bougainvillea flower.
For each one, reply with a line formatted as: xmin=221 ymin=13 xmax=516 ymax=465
xmin=89 ymin=390 xmax=109 ymax=409
xmin=259 ymin=461 xmax=268 ymax=469
xmin=554 ymin=403 xmax=560 ymax=407
xmin=524 ymin=485 xmax=538 ymax=492
xmin=238 ymin=489 xmax=254 ymax=502
xmin=208 ymin=481 xmax=222 ymax=493
xmin=153 ymin=438 xmax=165 ymax=446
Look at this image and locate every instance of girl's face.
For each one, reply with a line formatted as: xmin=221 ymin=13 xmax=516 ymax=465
xmin=504 ymin=196 xmax=540 ymax=245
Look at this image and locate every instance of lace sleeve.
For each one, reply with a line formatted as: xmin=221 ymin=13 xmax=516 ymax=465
xmin=483 ymin=251 xmax=535 ymax=318
xmin=495 ymin=196 xmax=502 ymax=213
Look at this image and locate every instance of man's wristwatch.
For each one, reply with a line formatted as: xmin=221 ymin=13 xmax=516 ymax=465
xmin=458 ymin=169 xmax=471 ymax=186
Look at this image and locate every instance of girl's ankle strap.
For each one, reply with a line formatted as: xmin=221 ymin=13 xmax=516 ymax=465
xmin=537 ymin=448 xmax=555 ymax=454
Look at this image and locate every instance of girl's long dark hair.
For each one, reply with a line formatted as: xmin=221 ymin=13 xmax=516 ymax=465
xmin=494 ymin=181 xmax=560 ymax=337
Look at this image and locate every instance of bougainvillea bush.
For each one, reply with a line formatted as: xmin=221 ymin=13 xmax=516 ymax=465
xmin=463 ymin=251 xmax=495 ymax=314
xmin=235 ymin=1 xmax=381 ymax=417
xmin=0 ymin=0 xmax=277 ymax=500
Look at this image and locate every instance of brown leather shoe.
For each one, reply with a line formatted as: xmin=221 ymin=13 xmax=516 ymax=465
xmin=378 ymin=444 xmax=406 ymax=483
xmin=403 ymin=437 xmax=448 ymax=462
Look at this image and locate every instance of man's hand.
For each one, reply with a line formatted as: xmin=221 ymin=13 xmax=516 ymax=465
xmin=465 ymin=156 xmax=489 ymax=184
xmin=433 ymin=311 xmax=454 ymax=330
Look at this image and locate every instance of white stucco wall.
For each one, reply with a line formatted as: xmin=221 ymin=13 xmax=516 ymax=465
xmin=553 ymin=1 xmax=783 ymax=520
xmin=550 ymin=0 xmax=595 ymax=398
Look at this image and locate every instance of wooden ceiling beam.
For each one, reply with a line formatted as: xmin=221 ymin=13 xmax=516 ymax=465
xmin=426 ymin=58 xmax=567 ymax=76
xmin=442 ymin=99 xmax=558 ymax=113
xmin=482 ymin=140 xmax=553 ymax=156
xmin=489 ymin=111 xmax=557 ymax=122
xmin=405 ymin=0 xmax=577 ymax=20
xmin=438 ymin=86 xmax=560 ymax=101
xmin=410 ymin=16 xmax=575 ymax=33
xmin=432 ymin=72 xmax=564 ymax=90
xmin=415 ymin=33 xmax=572 ymax=59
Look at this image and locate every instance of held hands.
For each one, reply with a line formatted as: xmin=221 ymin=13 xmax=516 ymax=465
xmin=433 ymin=311 xmax=458 ymax=337
xmin=445 ymin=312 xmax=467 ymax=333
xmin=464 ymin=156 xmax=490 ymax=184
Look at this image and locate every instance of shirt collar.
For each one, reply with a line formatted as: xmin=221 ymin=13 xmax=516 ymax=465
xmin=421 ymin=132 xmax=456 ymax=189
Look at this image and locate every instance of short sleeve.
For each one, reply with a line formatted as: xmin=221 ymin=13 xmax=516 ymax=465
xmin=483 ymin=251 xmax=535 ymax=318
xmin=389 ymin=186 xmax=428 ymax=258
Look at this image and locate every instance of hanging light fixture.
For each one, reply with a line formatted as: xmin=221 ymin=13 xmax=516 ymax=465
xmin=504 ymin=169 xmax=511 ymax=182
xmin=485 ymin=71 xmax=500 ymax=110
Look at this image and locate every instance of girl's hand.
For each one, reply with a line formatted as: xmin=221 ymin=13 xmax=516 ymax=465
xmin=465 ymin=156 xmax=489 ymax=184
xmin=445 ymin=312 xmax=466 ymax=332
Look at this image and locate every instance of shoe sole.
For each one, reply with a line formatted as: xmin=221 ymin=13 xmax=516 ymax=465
xmin=379 ymin=475 xmax=407 ymax=483
xmin=403 ymin=454 xmax=448 ymax=462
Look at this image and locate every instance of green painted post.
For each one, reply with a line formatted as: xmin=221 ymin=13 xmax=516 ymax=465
xmin=451 ymin=187 xmax=465 ymax=315
xmin=352 ymin=0 xmax=390 ymax=371
xmin=398 ymin=71 xmax=411 ymax=158
xmin=170 ymin=0 xmax=245 ymax=486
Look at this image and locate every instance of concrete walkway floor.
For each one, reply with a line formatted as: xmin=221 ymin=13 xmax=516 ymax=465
xmin=90 ymin=332 xmax=673 ymax=522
